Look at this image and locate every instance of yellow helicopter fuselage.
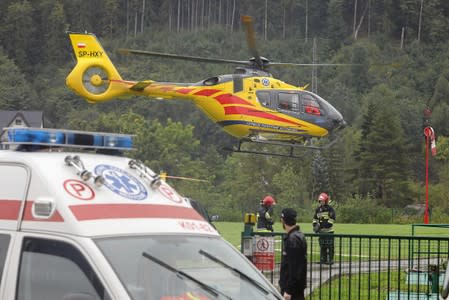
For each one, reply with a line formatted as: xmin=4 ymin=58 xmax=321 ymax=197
xmin=66 ymin=33 xmax=341 ymax=144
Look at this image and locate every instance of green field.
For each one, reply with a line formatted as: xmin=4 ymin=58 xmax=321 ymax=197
xmin=214 ymin=222 xmax=449 ymax=248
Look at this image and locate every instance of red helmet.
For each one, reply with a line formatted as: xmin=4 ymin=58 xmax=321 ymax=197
xmin=318 ymin=192 xmax=329 ymax=204
xmin=262 ymin=195 xmax=275 ymax=206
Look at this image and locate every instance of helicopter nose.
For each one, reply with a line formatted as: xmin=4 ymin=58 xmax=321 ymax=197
xmin=333 ymin=118 xmax=346 ymax=130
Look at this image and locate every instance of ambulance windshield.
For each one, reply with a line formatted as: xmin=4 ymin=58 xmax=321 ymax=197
xmin=96 ymin=235 xmax=281 ymax=300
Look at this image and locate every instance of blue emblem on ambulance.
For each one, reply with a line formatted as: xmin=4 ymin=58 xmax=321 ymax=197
xmin=95 ymin=165 xmax=147 ymax=200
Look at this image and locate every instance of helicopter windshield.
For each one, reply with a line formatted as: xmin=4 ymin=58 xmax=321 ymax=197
xmin=256 ymin=89 xmax=345 ymax=132
xmin=309 ymin=92 xmax=344 ymax=122
xmin=95 ymin=235 xmax=281 ymax=300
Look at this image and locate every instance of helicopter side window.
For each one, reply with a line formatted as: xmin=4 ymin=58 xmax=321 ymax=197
xmin=203 ymin=77 xmax=219 ymax=86
xmin=256 ymin=91 xmax=271 ymax=107
xmin=301 ymin=93 xmax=321 ymax=116
xmin=278 ymin=93 xmax=300 ymax=112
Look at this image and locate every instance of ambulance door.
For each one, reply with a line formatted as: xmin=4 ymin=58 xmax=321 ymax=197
xmin=0 ymin=163 xmax=30 ymax=230
xmin=0 ymin=164 xmax=28 ymax=298
xmin=0 ymin=233 xmax=11 ymax=299
xmin=2 ymin=234 xmax=114 ymax=300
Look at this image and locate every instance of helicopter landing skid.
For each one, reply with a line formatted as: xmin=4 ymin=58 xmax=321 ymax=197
xmin=223 ymin=135 xmax=341 ymax=158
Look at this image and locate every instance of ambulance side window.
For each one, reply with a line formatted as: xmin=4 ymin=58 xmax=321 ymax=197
xmin=16 ymin=238 xmax=110 ymax=300
xmin=0 ymin=234 xmax=11 ymax=285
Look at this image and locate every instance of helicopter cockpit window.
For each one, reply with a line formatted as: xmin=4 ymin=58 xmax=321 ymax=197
xmin=278 ymin=93 xmax=300 ymax=112
xmin=256 ymin=91 xmax=270 ymax=107
xmin=301 ymin=93 xmax=321 ymax=116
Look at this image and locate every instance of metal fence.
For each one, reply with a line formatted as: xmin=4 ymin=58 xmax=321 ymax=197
xmin=242 ymin=231 xmax=449 ymax=299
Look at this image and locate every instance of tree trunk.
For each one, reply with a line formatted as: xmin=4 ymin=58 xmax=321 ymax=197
xmin=282 ymin=7 xmax=286 ymax=39
xmin=168 ymin=0 xmax=172 ymax=32
xmin=134 ymin=11 xmax=138 ymax=37
xmin=367 ymin=0 xmax=371 ymax=38
xmin=218 ymin=0 xmax=222 ymax=25
xmin=354 ymin=4 xmax=368 ymax=40
xmin=353 ymin=0 xmax=358 ymax=39
xmin=264 ymin=0 xmax=268 ymax=41
xmin=305 ymin=0 xmax=308 ymax=43
xmin=230 ymin=0 xmax=236 ymax=32
xmin=140 ymin=0 xmax=145 ymax=33
xmin=177 ymin=0 xmax=180 ymax=32
xmin=417 ymin=0 xmax=424 ymax=42
xmin=126 ymin=0 xmax=129 ymax=39
xmin=400 ymin=26 xmax=405 ymax=49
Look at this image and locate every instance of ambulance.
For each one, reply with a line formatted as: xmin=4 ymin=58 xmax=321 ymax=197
xmin=0 ymin=127 xmax=282 ymax=300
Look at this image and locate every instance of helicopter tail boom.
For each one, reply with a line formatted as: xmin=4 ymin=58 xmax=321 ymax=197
xmin=66 ymin=32 xmax=131 ymax=103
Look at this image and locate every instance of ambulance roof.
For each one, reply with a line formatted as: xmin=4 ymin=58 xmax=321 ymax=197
xmin=0 ymin=128 xmax=218 ymax=238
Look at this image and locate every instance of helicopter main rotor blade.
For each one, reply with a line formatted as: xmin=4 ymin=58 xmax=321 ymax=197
xmin=117 ymin=48 xmax=250 ymax=66
xmin=241 ymin=15 xmax=263 ymax=69
xmin=267 ymin=62 xmax=359 ymax=67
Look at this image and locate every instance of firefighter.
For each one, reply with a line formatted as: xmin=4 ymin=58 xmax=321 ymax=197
xmin=256 ymin=195 xmax=276 ymax=232
xmin=313 ymin=192 xmax=336 ymax=265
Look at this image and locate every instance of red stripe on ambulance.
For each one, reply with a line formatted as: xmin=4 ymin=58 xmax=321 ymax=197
xmin=0 ymin=200 xmax=64 ymax=222
xmin=70 ymin=203 xmax=204 ymax=221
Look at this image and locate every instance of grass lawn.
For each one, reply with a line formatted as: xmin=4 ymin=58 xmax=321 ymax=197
xmin=214 ymin=222 xmax=449 ymax=248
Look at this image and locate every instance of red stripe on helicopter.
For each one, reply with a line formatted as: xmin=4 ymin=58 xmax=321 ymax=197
xmin=158 ymin=86 xmax=176 ymax=92
xmin=70 ymin=204 xmax=204 ymax=221
xmin=224 ymin=106 xmax=303 ymax=126
xmin=176 ymin=88 xmax=194 ymax=94
xmin=110 ymin=79 xmax=137 ymax=85
xmin=214 ymin=94 xmax=254 ymax=106
xmin=194 ymin=89 xmax=221 ymax=96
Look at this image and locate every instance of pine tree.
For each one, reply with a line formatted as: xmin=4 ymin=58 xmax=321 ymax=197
xmin=356 ymin=85 xmax=411 ymax=206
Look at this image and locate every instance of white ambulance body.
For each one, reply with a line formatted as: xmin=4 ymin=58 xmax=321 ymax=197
xmin=0 ymin=128 xmax=281 ymax=300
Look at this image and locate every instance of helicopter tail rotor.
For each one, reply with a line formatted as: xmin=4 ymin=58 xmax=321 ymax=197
xmin=66 ymin=32 xmax=129 ymax=103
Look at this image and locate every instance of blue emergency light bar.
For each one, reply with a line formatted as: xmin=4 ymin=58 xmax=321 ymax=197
xmin=3 ymin=127 xmax=133 ymax=151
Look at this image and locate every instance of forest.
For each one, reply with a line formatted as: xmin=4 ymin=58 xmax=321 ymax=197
xmin=1 ymin=0 xmax=449 ymax=224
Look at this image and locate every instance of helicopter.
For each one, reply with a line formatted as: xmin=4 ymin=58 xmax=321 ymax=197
xmin=66 ymin=16 xmax=346 ymax=158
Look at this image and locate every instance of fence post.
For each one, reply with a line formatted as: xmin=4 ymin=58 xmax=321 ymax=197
xmin=241 ymin=213 xmax=256 ymax=261
xmin=430 ymin=264 xmax=439 ymax=294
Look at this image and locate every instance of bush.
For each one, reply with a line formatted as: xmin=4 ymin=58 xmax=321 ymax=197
xmin=337 ymin=195 xmax=392 ymax=223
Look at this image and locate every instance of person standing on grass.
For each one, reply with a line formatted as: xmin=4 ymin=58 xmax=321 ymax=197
xmin=313 ymin=192 xmax=336 ymax=265
xmin=279 ymin=208 xmax=307 ymax=300
xmin=256 ymin=195 xmax=276 ymax=232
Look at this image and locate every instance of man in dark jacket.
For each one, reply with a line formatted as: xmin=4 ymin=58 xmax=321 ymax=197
xmin=279 ymin=208 xmax=307 ymax=300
